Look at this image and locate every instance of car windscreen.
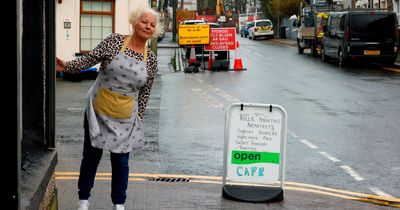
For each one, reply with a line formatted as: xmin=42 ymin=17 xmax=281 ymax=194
xmin=209 ymin=24 xmax=220 ymax=28
xmin=256 ymin=21 xmax=272 ymax=27
xmin=350 ymin=13 xmax=395 ymax=41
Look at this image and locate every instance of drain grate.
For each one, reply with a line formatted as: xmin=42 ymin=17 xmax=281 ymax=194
xmin=149 ymin=177 xmax=190 ymax=183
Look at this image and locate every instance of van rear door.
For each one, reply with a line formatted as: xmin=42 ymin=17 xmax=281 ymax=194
xmin=348 ymin=12 xmax=396 ymax=57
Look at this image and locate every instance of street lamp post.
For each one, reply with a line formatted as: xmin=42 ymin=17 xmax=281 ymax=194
xmin=151 ymin=0 xmax=158 ymax=55
xmin=172 ymin=0 xmax=177 ymax=42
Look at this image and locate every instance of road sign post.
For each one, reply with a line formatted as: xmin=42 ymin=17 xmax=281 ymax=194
xmin=222 ymin=103 xmax=287 ymax=202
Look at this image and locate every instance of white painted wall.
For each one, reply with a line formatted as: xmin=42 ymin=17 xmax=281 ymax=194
xmin=56 ymin=0 xmax=80 ymax=60
xmin=56 ymin=0 xmax=132 ymax=61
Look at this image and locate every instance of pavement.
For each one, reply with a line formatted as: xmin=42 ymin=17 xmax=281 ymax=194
xmin=55 ymin=32 xmax=400 ymax=209
xmin=271 ymin=38 xmax=297 ymax=47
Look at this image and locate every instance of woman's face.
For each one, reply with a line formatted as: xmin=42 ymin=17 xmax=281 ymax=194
xmin=133 ymin=12 xmax=156 ymax=40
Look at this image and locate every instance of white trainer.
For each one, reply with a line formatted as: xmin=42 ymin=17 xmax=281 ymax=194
xmin=77 ymin=200 xmax=89 ymax=210
xmin=113 ymin=204 xmax=125 ymax=210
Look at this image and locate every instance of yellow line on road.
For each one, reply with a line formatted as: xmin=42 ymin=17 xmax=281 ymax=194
xmin=55 ymin=171 xmax=399 ymax=207
xmin=55 ymin=172 xmax=223 ymax=180
xmin=287 ymin=186 xmax=400 ymax=208
xmin=285 ymin=181 xmax=400 ymax=203
xmin=383 ymin=67 xmax=400 ymax=73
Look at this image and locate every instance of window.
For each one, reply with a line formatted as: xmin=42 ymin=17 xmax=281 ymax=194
xmin=331 ymin=15 xmax=340 ymax=30
xmin=256 ymin=20 xmax=272 ymax=27
xmin=80 ymin=0 xmax=115 ymax=52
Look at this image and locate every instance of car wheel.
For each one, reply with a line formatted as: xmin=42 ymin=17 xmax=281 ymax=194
xmin=311 ymin=44 xmax=318 ymax=57
xmin=321 ymin=46 xmax=328 ymax=62
xmin=339 ymin=50 xmax=347 ymax=67
xmin=297 ymin=39 xmax=304 ymax=54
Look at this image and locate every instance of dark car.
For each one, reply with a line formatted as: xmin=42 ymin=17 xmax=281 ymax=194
xmin=240 ymin=22 xmax=253 ymax=38
xmin=321 ymin=10 xmax=398 ymax=66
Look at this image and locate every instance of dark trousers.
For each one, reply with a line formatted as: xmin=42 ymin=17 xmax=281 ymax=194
xmin=78 ymin=115 xmax=130 ymax=204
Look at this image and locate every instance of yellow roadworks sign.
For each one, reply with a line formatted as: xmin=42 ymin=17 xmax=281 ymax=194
xmin=178 ymin=24 xmax=210 ymax=45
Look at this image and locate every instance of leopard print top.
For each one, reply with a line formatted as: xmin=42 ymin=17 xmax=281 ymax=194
xmin=64 ymin=33 xmax=158 ymax=120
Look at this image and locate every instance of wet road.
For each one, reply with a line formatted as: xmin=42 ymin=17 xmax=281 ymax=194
xmin=156 ymin=36 xmax=400 ymax=197
xmin=56 ymin=35 xmax=400 ymax=199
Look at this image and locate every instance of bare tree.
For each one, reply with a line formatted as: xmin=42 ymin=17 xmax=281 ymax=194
xmin=387 ymin=0 xmax=393 ymax=11
xmin=351 ymin=0 xmax=356 ymax=8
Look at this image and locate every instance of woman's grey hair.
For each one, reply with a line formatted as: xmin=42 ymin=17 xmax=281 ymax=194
xmin=129 ymin=6 xmax=160 ymax=38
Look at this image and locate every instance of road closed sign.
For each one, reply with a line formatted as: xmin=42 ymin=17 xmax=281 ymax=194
xmin=222 ymin=103 xmax=287 ymax=202
xmin=204 ymin=27 xmax=236 ymax=51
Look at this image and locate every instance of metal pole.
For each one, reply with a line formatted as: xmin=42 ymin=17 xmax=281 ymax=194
xmin=151 ymin=0 xmax=158 ymax=55
xmin=172 ymin=0 xmax=177 ymax=42
xmin=16 ymin=0 xmax=22 ymax=209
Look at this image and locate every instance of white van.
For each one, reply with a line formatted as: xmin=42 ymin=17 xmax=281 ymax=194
xmin=248 ymin=19 xmax=274 ymax=40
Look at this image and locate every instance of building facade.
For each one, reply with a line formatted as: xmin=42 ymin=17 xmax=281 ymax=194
xmin=56 ymin=0 xmax=144 ymax=62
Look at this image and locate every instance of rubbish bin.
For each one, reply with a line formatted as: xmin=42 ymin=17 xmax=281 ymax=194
xmin=280 ymin=26 xmax=287 ymax=39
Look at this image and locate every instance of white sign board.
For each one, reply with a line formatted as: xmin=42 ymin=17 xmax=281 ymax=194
xmin=223 ymin=103 xmax=287 ymax=185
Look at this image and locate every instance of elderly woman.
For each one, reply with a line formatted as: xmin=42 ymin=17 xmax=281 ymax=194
xmin=56 ymin=6 xmax=158 ymax=210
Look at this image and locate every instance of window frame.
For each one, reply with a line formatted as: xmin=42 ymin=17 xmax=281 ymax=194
xmin=79 ymin=0 xmax=115 ymax=54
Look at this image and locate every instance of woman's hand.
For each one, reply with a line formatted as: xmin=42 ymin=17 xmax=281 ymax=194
xmin=56 ymin=57 xmax=66 ymax=72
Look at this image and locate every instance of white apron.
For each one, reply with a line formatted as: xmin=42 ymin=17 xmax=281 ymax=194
xmin=85 ymin=36 xmax=148 ymax=153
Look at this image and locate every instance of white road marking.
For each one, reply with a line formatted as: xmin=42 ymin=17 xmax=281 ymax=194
xmin=67 ymin=107 xmax=84 ymax=111
xmin=299 ymin=139 xmax=318 ymax=149
xmin=254 ymin=52 xmax=263 ymax=57
xmin=207 ymin=85 xmax=240 ymax=102
xmin=318 ymin=151 xmax=341 ymax=162
xmin=369 ymin=187 xmax=392 ymax=197
xmin=287 ymin=130 xmax=299 ymax=138
xmin=340 ymin=166 xmax=365 ymax=181
xmin=191 ymin=88 xmax=223 ymax=108
xmin=146 ymin=106 xmax=168 ymax=109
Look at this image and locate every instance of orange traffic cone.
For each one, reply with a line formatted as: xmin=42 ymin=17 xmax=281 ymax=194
xmin=189 ymin=45 xmax=196 ymax=65
xmin=233 ymin=41 xmax=244 ymax=70
xmin=208 ymin=51 xmax=215 ymax=70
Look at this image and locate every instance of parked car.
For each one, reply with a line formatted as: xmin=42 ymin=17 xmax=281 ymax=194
xmin=321 ymin=10 xmax=398 ymax=66
xmin=180 ymin=19 xmax=207 ymax=25
xmin=207 ymin=22 xmax=221 ymax=28
xmin=248 ymin=19 xmax=274 ymax=40
xmin=240 ymin=22 xmax=253 ymax=38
